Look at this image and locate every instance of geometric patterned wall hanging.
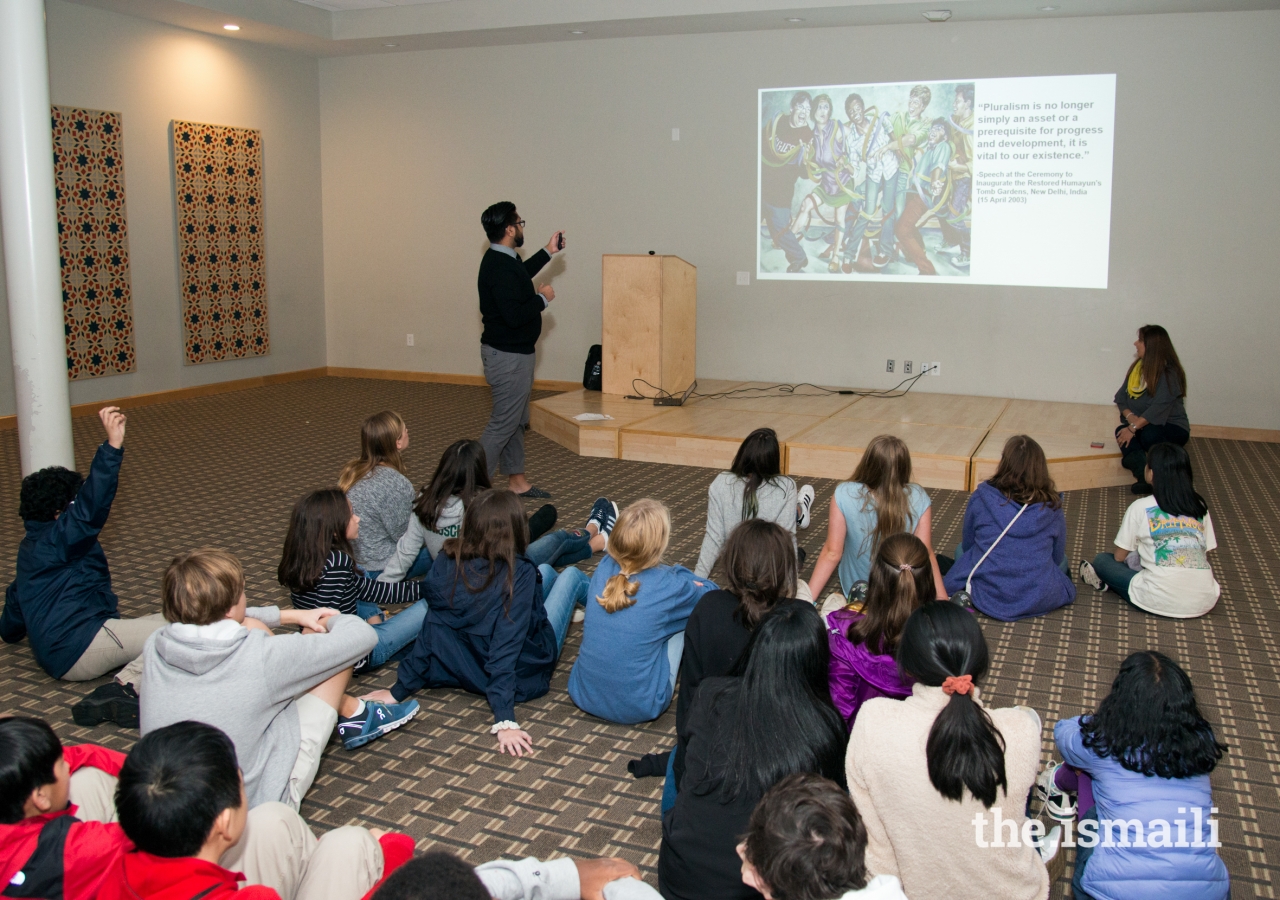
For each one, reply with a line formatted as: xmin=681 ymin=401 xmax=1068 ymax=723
xmin=52 ymin=106 xmax=137 ymax=380
xmin=171 ymin=120 xmax=269 ymax=364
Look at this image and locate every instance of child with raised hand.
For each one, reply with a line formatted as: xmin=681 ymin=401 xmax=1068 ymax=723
xmin=142 ymin=549 xmax=418 ymax=811
xmin=104 ymin=720 xmax=414 ymax=900
xmin=826 ymin=533 xmax=927 ymax=730
xmin=1079 ymin=442 xmax=1220 ymax=618
xmin=364 ymin=490 xmax=589 ymax=758
xmin=338 ymin=411 xmax=415 ymax=577
xmin=279 ymin=489 xmax=426 ymax=669
xmin=807 ymin=434 xmax=947 ymax=605
xmin=569 ymin=499 xmax=715 ymax=725
xmin=0 ymin=716 xmax=129 ymax=900
xmin=943 ymin=434 xmax=1074 ymax=621
xmin=737 ymin=773 xmax=909 ymax=900
xmin=1042 ymin=651 xmax=1229 ymax=900
xmin=1 ymin=406 xmax=165 ymax=727
xmin=693 ymin=427 xmax=814 ymax=581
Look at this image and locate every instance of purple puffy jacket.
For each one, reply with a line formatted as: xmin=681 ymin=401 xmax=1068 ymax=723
xmin=826 ymin=608 xmax=913 ymax=731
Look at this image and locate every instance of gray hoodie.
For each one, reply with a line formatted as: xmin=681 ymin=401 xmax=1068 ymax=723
xmin=139 ymin=606 xmax=377 ymax=808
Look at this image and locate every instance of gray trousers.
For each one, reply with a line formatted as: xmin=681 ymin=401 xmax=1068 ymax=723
xmin=480 ymin=344 xmax=536 ymax=477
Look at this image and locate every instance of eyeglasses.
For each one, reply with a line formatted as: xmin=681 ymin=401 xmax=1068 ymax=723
xmin=514 ymin=219 xmax=526 ymax=228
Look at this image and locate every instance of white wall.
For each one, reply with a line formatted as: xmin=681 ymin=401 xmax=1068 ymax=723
xmin=318 ymin=10 xmax=1280 ymax=429
xmin=0 ymin=0 xmax=327 ymax=417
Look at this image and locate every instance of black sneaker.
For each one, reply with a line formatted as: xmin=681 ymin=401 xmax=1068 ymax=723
xmin=528 ymin=504 xmax=557 ymax=541
xmin=587 ymin=497 xmax=620 ymax=538
xmin=72 ymin=682 xmax=140 ymax=728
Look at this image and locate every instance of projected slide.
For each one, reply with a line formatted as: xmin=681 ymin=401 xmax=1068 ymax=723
xmin=758 ymin=74 xmax=1115 ymax=288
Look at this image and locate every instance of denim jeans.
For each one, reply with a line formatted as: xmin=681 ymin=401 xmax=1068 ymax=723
xmin=361 ymin=547 xmax=432 ymax=583
xmin=657 ymin=634 xmax=687 ymax=815
xmin=539 ymin=564 xmax=589 ymax=655
xmin=355 ymin=599 xmax=428 ymax=668
xmin=1071 ymin=806 xmax=1099 ymax=900
xmin=528 ymin=529 xmax=594 ymax=569
xmin=764 ymin=203 xmax=806 ymax=268
xmin=1091 ymin=552 xmax=1137 ymax=601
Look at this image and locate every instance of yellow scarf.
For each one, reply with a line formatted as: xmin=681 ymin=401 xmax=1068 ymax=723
xmin=1127 ymin=361 xmax=1146 ymax=399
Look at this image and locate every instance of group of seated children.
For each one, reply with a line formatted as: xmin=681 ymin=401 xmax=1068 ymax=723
xmin=0 ymin=396 xmax=1229 ymax=898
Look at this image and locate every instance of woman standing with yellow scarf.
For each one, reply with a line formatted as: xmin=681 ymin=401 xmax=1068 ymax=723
xmin=1114 ymin=325 xmax=1191 ymax=494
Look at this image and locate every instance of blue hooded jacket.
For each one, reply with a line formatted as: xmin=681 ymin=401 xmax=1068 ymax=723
xmin=1055 ymin=716 xmax=1229 ymax=900
xmin=389 ymin=552 xmax=557 ymax=724
xmin=943 ymin=481 xmax=1074 ymax=621
xmin=0 ymin=443 xmax=123 ymax=678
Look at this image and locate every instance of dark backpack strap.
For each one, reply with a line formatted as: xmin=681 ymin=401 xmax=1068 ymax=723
xmin=188 ymin=886 xmax=221 ymax=900
xmin=2 ymin=815 xmax=74 ymax=900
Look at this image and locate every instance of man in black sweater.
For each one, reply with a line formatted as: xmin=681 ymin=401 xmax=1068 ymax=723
xmin=477 ymin=202 xmax=564 ymax=497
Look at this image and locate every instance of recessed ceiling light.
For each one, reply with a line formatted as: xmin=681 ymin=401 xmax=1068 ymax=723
xmin=785 ymin=17 xmax=805 ymax=22
xmin=383 ymin=43 xmax=398 ymax=47
xmin=223 ymin=23 xmax=240 ymax=31
xmin=922 ymin=9 xmax=952 ymax=21
xmin=1039 ymin=4 xmax=1059 ymax=9
xmin=569 ymin=29 xmax=586 ymax=34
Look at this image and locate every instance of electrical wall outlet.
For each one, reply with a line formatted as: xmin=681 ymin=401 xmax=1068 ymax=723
xmin=406 ymin=334 xmax=414 ymax=347
xmin=736 ymin=271 xmax=750 ymax=286
xmin=903 ymin=360 xmax=913 ymax=375
xmin=929 ymin=361 xmax=941 ymax=376
xmin=886 ymin=359 xmax=895 ymax=373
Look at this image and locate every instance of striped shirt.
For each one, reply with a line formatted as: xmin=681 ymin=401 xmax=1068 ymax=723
xmin=291 ymin=550 xmax=423 ymax=617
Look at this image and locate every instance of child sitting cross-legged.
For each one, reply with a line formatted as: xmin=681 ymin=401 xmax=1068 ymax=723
xmin=279 ymin=489 xmax=428 ymax=670
xmin=102 ymin=720 xmax=414 ymax=900
xmin=737 ymin=773 xmax=909 ymax=900
xmin=364 ymin=489 xmax=590 ymax=758
xmin=141 ymin=549 xmax=418 ymax=812
xmin=0 ymin=716 xmax=129 ymax=900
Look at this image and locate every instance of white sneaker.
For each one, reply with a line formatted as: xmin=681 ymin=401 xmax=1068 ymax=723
xmin=797 ymin=484 xmax=816 ymax=529
xmin=1078 ymin=559 xmax=1106 ymax=592
xmin=572 ymin=607 xmax=586 ymax=623
xmin=1037 ymin=824 xmax=1063 ymax=862
xmin=1034 ymin=761 xmax=1077 ymax=822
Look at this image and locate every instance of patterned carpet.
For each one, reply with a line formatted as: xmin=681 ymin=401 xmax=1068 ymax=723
xmin=0 ymin=377 xmax=1275 ymax=897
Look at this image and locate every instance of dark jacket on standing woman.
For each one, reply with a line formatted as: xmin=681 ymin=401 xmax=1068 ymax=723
xmin=1114 ymin=370 xmax=1189 ymax=433
xmin=478 ymin=247 xmax=551 ymax=354
xmin=0 ymin=443 xmax=124 ymax=678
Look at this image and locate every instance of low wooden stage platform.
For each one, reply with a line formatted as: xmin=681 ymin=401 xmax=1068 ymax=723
xmin=530 ymin=382 xmax=1130 ymax=492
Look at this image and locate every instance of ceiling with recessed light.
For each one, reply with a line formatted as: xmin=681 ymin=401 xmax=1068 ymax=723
xmin=66 ymin=0 xmax=1280 ymax=56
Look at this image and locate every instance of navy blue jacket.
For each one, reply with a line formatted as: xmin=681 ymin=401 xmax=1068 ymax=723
xmin=0 ymin=443 xmax=123 ymax=678
xmin=390 ymin=552 xmax=557 ymax=724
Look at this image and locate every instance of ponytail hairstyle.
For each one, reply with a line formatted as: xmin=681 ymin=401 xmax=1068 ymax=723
xmin=1079 ymin=650 xmax=1225 ymax=779
xmin=597 ymin=499 xmax=670 ymax=613
xmin=337 ymin=411 xmax=408 ymax=492
xmin=730 ymin=428 xmax=783 ymax=521
xmin=278 ymin=488 xmax=355 ymax=593
xmin=850 ymin=435 xmax=914 ymax=558
xmin=414 ymin=440 xmax=491 ymax=530
xmin=896 ymin=602 xmax=1008 ymax=808
xmin=1134 ymin=324 xmax=1187 ymax=399
xmin=987 ymin=434 xmax=1061 ymax=509
xmin=441 ymin=489 xmax=527 ymax=611
xmin=847 ymin=533 xmax=931 ymax=655
xmin=1147 ymin=443 xmax=1208 ymax=520
xmin=721 ymin=519 xmax=798 ymax=630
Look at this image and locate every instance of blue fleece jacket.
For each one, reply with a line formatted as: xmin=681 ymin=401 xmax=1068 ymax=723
xmin=390 ymin=553 xmax=557 ymax=724
xmin=568 ymin=556 xmax=714 ymax=725
xmin=1 ymin=443 xmax=124 ymax=678
xmin=1055 ymin=716 xmax=1229 ymax=900
xmin=943 ymin=481 xmax=1074 ymax=621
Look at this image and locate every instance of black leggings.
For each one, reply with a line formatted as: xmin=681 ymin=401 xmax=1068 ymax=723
xmin=1117 ymin=422 xmax=1190 ymax=482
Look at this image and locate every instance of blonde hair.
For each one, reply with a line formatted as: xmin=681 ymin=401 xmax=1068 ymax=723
xmin=850 ymin=434 xmax=914 ymax=559
xmin=338 ymin=411 xmax=407 ymax=492
xmin=597 ymin=499 xmax=670 ymax=613
xmin=163 ymin=549 xmax=245 ymax=625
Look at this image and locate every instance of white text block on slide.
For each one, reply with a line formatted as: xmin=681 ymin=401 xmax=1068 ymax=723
xmin=756 ymin=74 xmax=1115 ymax=288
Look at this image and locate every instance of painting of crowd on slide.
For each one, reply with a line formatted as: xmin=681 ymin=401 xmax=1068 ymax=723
xmin=759 ymin=80 xmax=974 ymax=278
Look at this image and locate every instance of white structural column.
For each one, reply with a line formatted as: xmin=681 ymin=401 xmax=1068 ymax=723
xmin=0 ymin=0 xmax=74 ymax=474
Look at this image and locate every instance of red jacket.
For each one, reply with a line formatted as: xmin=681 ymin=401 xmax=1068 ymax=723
xmin=97 ymin=832 xmax=416 ymax=900
xmin=0 ymin=744 xmax=130 ymax=900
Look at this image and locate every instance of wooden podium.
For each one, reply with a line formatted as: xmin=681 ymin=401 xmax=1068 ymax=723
xmin=601 ymin=254 xmax=696 ymax=396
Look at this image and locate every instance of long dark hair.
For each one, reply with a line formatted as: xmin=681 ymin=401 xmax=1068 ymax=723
xmin=1080 ymin=651 xmax=1225 ymax=779
xmin=713 ymin=604 xmax=846 ymax=802
xmin=721 ymin=519 xmax=798 ymax=630
xmin=730 ymin=428 xmax=783 ymax=520
xmin=442 ymin=489 xmax=528 ymax=609
xmin=1131 ymin=325 xmax=1187 ymax=398
xmin=847 ymin=533 xmax=931 ymax=655
xmin=415 ymin=440 xmax=491 ymax=530
xmin=897 ymin=602 xmax=1008 ymax=808
xmin=1148 ymin=443 xmax=1208 ymax=520
xmin=987 ymin=434 xmax=1061 ymax=509
xmin=278 ymin=488 xmax=356 ymax=593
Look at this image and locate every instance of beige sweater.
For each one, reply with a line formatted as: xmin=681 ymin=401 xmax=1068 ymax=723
xmin=846 ymin=684 xmax=1049 ymax=900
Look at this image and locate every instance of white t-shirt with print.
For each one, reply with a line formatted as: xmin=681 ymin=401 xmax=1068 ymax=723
xmin=1114 ymin=496 xmax=1220 ymax=618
